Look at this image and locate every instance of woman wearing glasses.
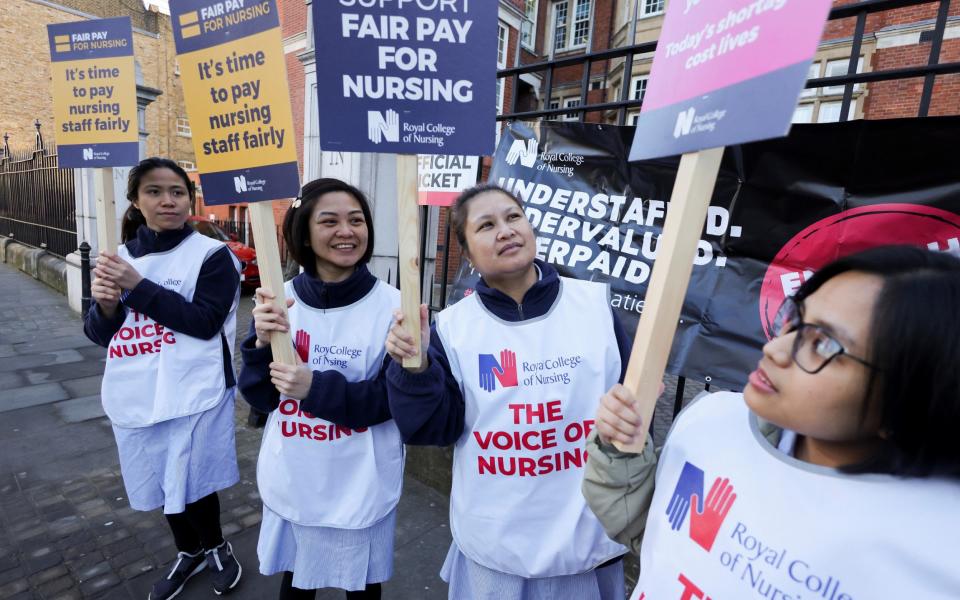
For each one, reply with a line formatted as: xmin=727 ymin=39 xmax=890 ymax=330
xmin=583 ymin=246 xmax=960 ymax=600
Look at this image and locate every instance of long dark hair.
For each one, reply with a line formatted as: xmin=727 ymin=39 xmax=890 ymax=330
xmin=120 ymin=158 xmax=195 ymax=242
xmin=282 ymin=178 xmax=375 ymax=277
xmin=793 ymin=246 xmax=960 ymax=478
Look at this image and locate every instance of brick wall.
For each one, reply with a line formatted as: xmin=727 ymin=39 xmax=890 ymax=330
xmin=47 ymin=0 xmax=160 ymax=32
xmin=546 ymin=0 xmax=616 ymax=122
xmin=820 ymin=0 xmax=960 ymax=41
xmin=271 ymin=0 xmax=309 ymax=226
xmin=280 ymin=0 xmax=307 ymax=178
xmin=435 ymin=207 xmax=464 ymax=289
xmin=867 ymin=39 xmax=960 ymax=118
xmin=826 ymin=0 xmax=960 ymax=120
xmin=1 ymin=1 xmax=63 ymax=149
xmin=137 ymin=15 xmax=195 ymax=165
xmin=0 ymin=0 xmax=191 ymax=169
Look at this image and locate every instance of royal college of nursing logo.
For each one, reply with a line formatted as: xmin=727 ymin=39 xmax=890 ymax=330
xmin=367 ymin=109 xmax=400 ymax=144
xmin=234 ymin=174 xmax=266 ymax=194
xmin=666 ymin=461 xmax=737 ymax=552
xmin=505 ymin=138 xmax=538 ymax=168
xmin=674 ymin=107 xmax=696 ymax=138
xmin=672 ymin=106 xmax=726 ymax=139
xmin=477 ymin=349 xmax=519 ymax=392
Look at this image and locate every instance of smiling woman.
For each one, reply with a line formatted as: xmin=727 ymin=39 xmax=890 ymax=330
xmin=237 ymin=178 xmax=403 ymax=599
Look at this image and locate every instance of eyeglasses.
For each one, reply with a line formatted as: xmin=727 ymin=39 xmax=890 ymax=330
xmin=772 ymin=297 xmax=879 ymax=374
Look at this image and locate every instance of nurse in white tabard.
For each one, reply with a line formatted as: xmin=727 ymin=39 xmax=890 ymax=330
xmin=238 ymin=178 xmax=403 ymax=600
xmin=83 ymin=158 xmax=243 ymax=600
xmin=584 ymin=246 xmax=960 ymax=600
xmin=385 ymin=184 xmax=630 ymax=600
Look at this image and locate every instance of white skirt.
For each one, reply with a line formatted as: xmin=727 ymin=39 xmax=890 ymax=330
xmin=257 ymin=504 xmax=396 ymax=591
xmin=112 ymin=388 xmax=239 ymax=514
xmin=441 ymin=542 xmax=625 ymax=600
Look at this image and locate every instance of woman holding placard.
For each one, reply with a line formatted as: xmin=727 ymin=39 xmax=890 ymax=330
xmin=83 ymin=158 xmax=243 ymax=600
xmin=238 ymin=178 xmax=402 ymax=600
xmin=385 ymin=184 xmax=630 ymax=600
xmin=583 ymin=246 xmax=960 ymax=599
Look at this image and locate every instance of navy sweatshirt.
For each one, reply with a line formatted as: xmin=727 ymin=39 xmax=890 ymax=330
xmin=237 ymin=264 xmax=393 ymax=430
xmin=82 ymin=225 xmax=241 ymax=387
xmin=385 ymin=260 xmax=632 ymax=446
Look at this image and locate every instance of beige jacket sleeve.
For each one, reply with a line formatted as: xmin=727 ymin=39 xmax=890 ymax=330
xmin=581 ymin=430 xmax=660 ymax=556
xmin=582 ymin=412 xmax=783 ymax=558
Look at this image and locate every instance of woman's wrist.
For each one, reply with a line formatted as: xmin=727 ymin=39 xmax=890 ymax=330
xmin=407 ymin=356 xmax=430 ymax=374
xmin=97 ymin=301 xmax=118 ymax=319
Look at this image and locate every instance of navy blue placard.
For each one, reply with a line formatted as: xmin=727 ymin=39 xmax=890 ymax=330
xmin=170 ymin=0 xmax=280 ymax=55
xmin=199 ymin=161 xmax=301 ymax=205
xmin=58 ymin=142 xmax=139 ymax=169
xmin=313 ymin=2 xmax=497 ymax=156
xmin=47 ymin=17 xmax=134 ymax=62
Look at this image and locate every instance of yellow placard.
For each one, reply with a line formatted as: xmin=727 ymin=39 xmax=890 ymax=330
xmin=50 ymin=55 xmax=138 ymax=146
xmin=178 ymin=27 xmax=298 ymax=174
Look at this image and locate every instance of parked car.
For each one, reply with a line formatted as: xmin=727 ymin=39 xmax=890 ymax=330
xmin=187 ymin=216 xmax=259 ymax=291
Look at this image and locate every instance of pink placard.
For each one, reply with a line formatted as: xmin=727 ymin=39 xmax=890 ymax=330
xmin=418 ymin=190 xmax=460 ymax=207
xmin=643 ymin=0 xmax=833 ymax=112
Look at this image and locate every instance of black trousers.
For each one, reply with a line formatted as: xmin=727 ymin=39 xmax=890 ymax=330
xmin=164 ymin=492 xmax=224 ymax=554
xmin=279 ymin=572 xmax=381 ymax=600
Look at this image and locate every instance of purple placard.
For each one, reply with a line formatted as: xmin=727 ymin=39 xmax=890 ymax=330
xmin=47 ymin=17 xmax=134 ymax=62
xmin=169 ymin=0 xmax=280 ymax=55
xmin=58 ymin=142 xmax=139 ymax=168
xmin=312 ymin=1 xmax=498 ymax=156
xmin=199 ymin=161 xmax=301 ymax=205
xmin=630 ymin=0 xmax=833 ymax=161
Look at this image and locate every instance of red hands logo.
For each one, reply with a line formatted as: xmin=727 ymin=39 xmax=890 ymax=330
xmin=478 ymin=349 xmax=520 ymax=392
xmin=689 ymin=477 xmax=736 ymax=552
xmin=493 ymin=349 xmax=518 ymax=388
xmin=295 ymin=329 xmax=310 ymax=363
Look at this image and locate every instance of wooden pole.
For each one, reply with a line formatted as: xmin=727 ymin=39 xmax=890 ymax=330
xmin=93 ymin=168 xmax=118 ymax=253
xmin=396 ymin=154 xmax=423 ymax=370
xmin=248 ymin=201 xmax=297 ymax=366
xmin=615 ymin=147 xmax=725 ymax=453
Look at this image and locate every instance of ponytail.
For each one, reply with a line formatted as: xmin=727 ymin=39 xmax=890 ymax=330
xmin=120 ymin=205 xmax=146 ymax=243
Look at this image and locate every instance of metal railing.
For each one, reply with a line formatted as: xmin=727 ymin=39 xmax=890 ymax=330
xmin=0 ymin=123 xmax=77 ymax=258
xmin=497 ymin=0 xmax=960 ymax=124
xmin=418 ymin=0 xmax=960 ymax=426
xmin=437 ymin=0 xmax=958 ymax=296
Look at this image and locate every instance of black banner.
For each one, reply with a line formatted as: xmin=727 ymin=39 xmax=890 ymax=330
xmin=450 ymin=118 xmax=960 ymax=390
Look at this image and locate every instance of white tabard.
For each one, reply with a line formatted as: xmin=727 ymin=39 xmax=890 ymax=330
xmin=257 ymin=280 xmax=404 ymax=528
xmin=102 ymin=232 xmax=238 ymax=427
xmin=436 ymin=277 xmax=626 ymax=578
xmin=631 ymin=392 xmax=960 ymax=600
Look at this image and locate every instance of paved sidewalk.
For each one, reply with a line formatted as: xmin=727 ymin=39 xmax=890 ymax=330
xmin=0 ymin=261 xmax=452 ymax=600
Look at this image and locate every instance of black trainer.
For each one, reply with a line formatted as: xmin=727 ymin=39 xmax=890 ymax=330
xmin=149 ymin=549 xmax=206 ymax=600
xmin=205 ymin=540 xmax=242 ymax=595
